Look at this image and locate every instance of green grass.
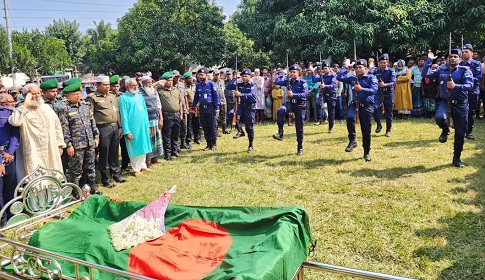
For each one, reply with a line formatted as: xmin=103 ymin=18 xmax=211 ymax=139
xmin=101 ymin=117 xmax=485 ymax=280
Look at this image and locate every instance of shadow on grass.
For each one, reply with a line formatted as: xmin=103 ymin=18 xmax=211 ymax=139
xmin=342 ymin=164 xmax=449 ymax=179
xmin=382 ymin=139 xmax=439 ymax=148
xmin=413 ymin=125 xmax=485 ymax=279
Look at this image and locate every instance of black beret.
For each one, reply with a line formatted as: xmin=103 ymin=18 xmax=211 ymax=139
xmin=241 ymin=69 xmax=252 ymax=76
xmin=288 ymin=64 xmax=301 ymax=71
xmin=462 ymin=44 xmax=473 ymax=51
xmin=378 ymin=53 xmax=389 ymax=61
xmin=197 ymin=68 xmax=209 ymax=74
xmin=321 ymin=62 xmax=330 ymax=68
xmin=445 ymin=49 xmax=462 ymax=58
xmin=354 ymin=59 xmax=368 ymax=68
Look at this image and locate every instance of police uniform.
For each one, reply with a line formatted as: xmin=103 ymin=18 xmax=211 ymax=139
xmin=371 ymin=54 xmax=396 ymax=136
xmin=235 ymin=69 xmax=257 ymax=152
xmin=459 ymin=44 xmax=482 ymax=140
xmin=86 ymin=76 xmax=123 ymax=187
xmin=193 ymin=68 xmax=220 ymax=150
xmin=272 ymin=64 xmax=308 ymax=156
xmin=158 ymin=71 xmax=183 ymax=160
xmin=336 ymin=59 xmax=378 ymax=161
xmin=422 ymin=49 xmax=474 ymax=167
xmin=58 ymin=83 xmax=100 ymax=194
xmin=318 ymin=63 xmax=338 ymax=132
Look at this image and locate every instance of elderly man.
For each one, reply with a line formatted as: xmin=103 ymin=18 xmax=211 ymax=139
xmin=9 ymin=84 xmax=66 ymax=174
xmin=58 ymin=83 xmax=101 ymax=194
xmin=119 ymin=78 xmax=152 ymax=176
xmin=0 ymin=93 xmax=19 ymax=223
xmin=86 ymin=76 xmax=125 ymax=187
xmin=157 ymin=72 xmax=183 ymax=160
xmin=139 ymin=75 xmax=163 ymax=165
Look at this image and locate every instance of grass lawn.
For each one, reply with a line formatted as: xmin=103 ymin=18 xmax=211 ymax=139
xmin=101 ymin=117 xmax=485 ymax=280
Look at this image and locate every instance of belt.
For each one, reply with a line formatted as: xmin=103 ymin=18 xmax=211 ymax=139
xmin=289 ymin=99 xmax=306 ymax=105
xmin=359 ymin=103 xmax=374 ymax=108
xmin=200 ymin=104 xmax=214 ymax=109
xmin=163 ymin=112 xmax=179 ymax=115
xmin=97 ymin=122 xmax=117 ymax=127
xmin=451 ymin=99 xmax=468 ymax=105
xmin=0 ymin=144 xmax=7 ymax=151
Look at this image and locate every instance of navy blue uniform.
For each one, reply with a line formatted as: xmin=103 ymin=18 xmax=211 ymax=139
xmin=235 ymin=81 xmax=257 ymax=144
xmin=193 ymin=79 xmax=220 ymax=149
xmin=371 ymin=67 xmax=396 ymax=133
xmin=318 ymin=73 xmax=338 ymax=131
xmin=273 ymin=74 xmax=308 ymax=148
xmin=336 ymin=69 xmax=378 ymax=156
xmin=422 ymin=58 xmax=473 ymax=163
xmin=459 ymin=58 xmax=482 ymax=137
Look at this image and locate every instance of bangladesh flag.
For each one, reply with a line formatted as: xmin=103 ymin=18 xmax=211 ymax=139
xmin=27 ymin=196 xmax=312 ymax=279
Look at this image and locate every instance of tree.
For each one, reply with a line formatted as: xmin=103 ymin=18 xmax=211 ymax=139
xmin=0 ymin=26 xmax=12 ymax=74
xmin=86 ymin=20 xmax=113 ymax=47
xmin=45 ymin=19 xmax=86 ymax=65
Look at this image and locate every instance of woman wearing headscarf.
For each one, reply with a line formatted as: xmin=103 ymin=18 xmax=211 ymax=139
xmin=394 ymin=59 xmax=413 ymax=119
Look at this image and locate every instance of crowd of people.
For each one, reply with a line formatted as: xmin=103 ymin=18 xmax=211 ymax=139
xmin=0 ymin=44 xmax=483 ymax=222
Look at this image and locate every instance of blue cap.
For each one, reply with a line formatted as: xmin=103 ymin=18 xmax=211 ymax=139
xmin=378 ymin=53 xmax=389 ymax=61
xmin=462 ymin=44 xmax=473 ymax=51
xmin=446 ymin=49 xmax=462 ymax=58
xmin=321 ymin=62 xmax=330 ymax=68
xmin=288 ymin=64 xmax=301 ymax=71
xmin=354 ymin=59 xmax=368 ymax=68
xmin=241 ymin=69 xmax=252 ymax=76
xmin=197 ymin=67 xmax=209 ymax=74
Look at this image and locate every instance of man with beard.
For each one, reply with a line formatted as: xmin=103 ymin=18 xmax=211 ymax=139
xmin=86 ymin=76 xmax=125 ymax=187
xmin=193 ymin=68 xmax=220 ymax=151
xmin=9 ymin=84 xmax=66 ymax=175
xmin=157 ymin=72 xmax=183 ymax=160
xmin=119 ymin=78 xmax=152 ymax=176
xmin=183 ymin=71 xmax=196 ymax=148
xmin=58 ymin=83 xmax=101 ymax=194
xmin=139 ymin=75 xmax=163 ymax=165
xmin=460 ymin=44 xmax=482 ymax=140
xmin=422 ymin=49 xmax=473 ymax=167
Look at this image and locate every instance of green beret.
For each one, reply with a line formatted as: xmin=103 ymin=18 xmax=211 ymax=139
xmin=64 ymin=83 xmax=82 ymax=94
xmin=40 ymin=79 xmax=58 ymax=90
xmin=182 ymin=71 xmax=192 ymax=79
xmin=160 ymin=71 xmax=174 ymax=80
xmin=109 ymin=75 xmax=120 ymax=84
xmin=64 ymin=77 xmax=82 ymax=87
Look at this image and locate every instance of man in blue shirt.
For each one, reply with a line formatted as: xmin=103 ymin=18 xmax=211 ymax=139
xmin=234 ymin=69 xmax=257 ymax=153
xmin=460 ymin=44 xmax=482 ymax=140
xmin=421 ymin=49 xmax=474 ymax=167
xmin=372 ymin=54 xmax=396 ymax=137
xmin=318 ymin=62 xmax=338 ymax=133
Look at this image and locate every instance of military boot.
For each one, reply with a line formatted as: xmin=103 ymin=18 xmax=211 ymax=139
xmin=233 ymin=128 xmax=245 ymax=139
xmin=452 ymin=157 xmax=465 ymax=168
xmin=439 ymin=129 xmax=450 ymax=143
xmin=345 ymin=140 xmax=357 ymax=152
xmin=272 ymin=129 xmax=284 ymax=141
xmin=211 ymin=140 xmax=217 ymax=151
xmin=203 ymin=141 xmax=212 ymax=151
xmin=297 ymin=142 xmax=303 ymax=156
xmin=375 ymin=123 xmax=382 ymax=133
xmin=222 ymin=124 xmax=230 ymax=134
xmin=247 ymin=141 xmax=254 ymax=153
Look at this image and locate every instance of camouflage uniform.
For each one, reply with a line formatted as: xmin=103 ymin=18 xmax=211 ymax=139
xmin=224 ymin=78 xmax=236 ymax=130
xmin=58 ymin=100 xmax=99 ymax=189
xmin=44 ymin=96 xmax=65 ymax=116
xmin=214 ymin=79 xmax=227 ymax=133
xmin=175 ymin=82 xmax=189 ymax=148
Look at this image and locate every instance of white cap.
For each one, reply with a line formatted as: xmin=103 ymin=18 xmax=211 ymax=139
xmin=141 ymin=75 xmax=152 ymax=82
xmin=96 ymin=75 xmax=109 ymax=83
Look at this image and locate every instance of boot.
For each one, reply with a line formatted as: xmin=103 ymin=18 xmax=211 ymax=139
xmin=375 ymin=123 xmax=382 ymax=133
xmin=364 ymin=153 xmax=371 ymax=162
xmin=439 ymin=129 xmax=450 ymax=143
xmin=203 ymin=141 xmax=211 ymax=151
xmin=222 ymin=124 xmax=230 ymax=134
xmin=211 ymin=140 xmax=217 ymax=151
xmin=345 ymin=140 xmax=357 ymax=152
xmin=328 ymin=125 xmax=333 ymax=134
xmin=452 ymin=157 xmax=465 ymax=168
xmin=247 ymin=141 xmax=254 ymax=153
xmin=297 ymin=142 xmax=303 ymax=156
xmin=272 ymin=129 xmax=284 ymax=141
xmin=233 ymin=127 xmax=245 ymax=139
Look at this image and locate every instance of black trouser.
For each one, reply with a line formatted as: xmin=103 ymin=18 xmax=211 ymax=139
xmin=186 ymin=113 xmax=193 ymax=145
xmin=120 ymin=136 xmax=130 ymax=170
xmin=162 ymin=113 xmax=181 ymax=156
xmin=179 ymin=113 xmax=188 ymax=145
xmin=191 ymin=113 xmax=201 ymax=142
xmin=97 ymin=123 xmax=121 ymax=183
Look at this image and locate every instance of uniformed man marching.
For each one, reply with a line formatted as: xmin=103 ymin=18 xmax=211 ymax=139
xmin=336 ymin=59 xmax=378 ymax=162
xmin=58 ymin=83 xmax=100 ymax=194
xmin=422 ymin=49 xmax=474 ymax=167
xmin=193 ymin=68 xmax=220 ymax=151
xmin=234 ymin=69 xmax=257 ymax=153
xmin=459 ymin=44 xmax=482 ymax=140
xmin=372 ymin=54 xmax=396 ymax=137
xmin=272 ymin=64 xmax=308 ymax=156
xmin=318 ymin=62 xmax=338 ymax=133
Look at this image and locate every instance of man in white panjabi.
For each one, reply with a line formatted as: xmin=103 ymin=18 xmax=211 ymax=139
xmin=8 ymin=84 xmax=66 ymax=175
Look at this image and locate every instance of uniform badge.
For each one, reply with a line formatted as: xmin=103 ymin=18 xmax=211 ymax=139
xmin=477 ymin=67 xmax=481 ymax=71
xmin=440 ymin=81 xmax=444 ymax=85
xmin=464 ymin=73 xmax=471 ymax=78
xmin=392 ymin=72 xmax=396 ymax=76
xmin=372 ymin=77 xmax=378 ymax=83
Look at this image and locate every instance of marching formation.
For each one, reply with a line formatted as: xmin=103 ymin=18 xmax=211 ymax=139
xmin=0 ymin=44 xmax=483 ymax=222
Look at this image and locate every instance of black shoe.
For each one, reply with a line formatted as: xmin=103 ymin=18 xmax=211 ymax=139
xmin=364 ymin=153 xmax=371 ymax=162
xmin=328 ymin=129 xmax=333 ymax=134
xmin=203 ymin=146 xmax=211 ymax=151
xmin=466 ymin=133 xmax=475 ymax=140
xmin=233 ymin=132 xmax=245 ymax=139
xmin=171 ymin=152 xmax=180 ymax=157
xmin=211 ymin=145 xmax=217 ymax=151
xmin=439 ymin=130 xmax=450 ymax=143
xmin=186 ymin=143 xmax=192 ymax=149
xmin=297 ymin=149 xmax=303 ymax=156
xmin=195 ymin=139 xmax=201 ymax=144
xmin=345 ymin=141 xmax=358 ymax=152
xmin=102 ymin=181 xmax=114 ymax=188
xmin=223 ymin=130 xmax=230 ymax=134
xmin=452 ymin=158 xmax=465 ymax=168
xmin=375 ymin=125 xmax=382 ymax=133
xmin=164 ymin=155 xmax=172 ymax=161
xmin=180 ymin=144 xmax=188 ymax=149
xmin=91 ymin=188 xmax=103 ymax=195
xmin=113 ymin=176 xmax=126 ymax=183
xmin=385 ymin=131 xmax=391 ymax=137
xmin=272 ymin=133 xmax=283 ymax=141
xmin=247 ymin=146 xmax=254 ymax=153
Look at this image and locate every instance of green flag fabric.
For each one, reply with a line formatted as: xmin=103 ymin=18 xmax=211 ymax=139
xmin=28 ymin=196 xmax=312 ymax=279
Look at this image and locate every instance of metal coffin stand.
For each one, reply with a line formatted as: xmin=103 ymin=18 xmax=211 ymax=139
xmin=0 ymin=166 xmax=415 ymax=280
